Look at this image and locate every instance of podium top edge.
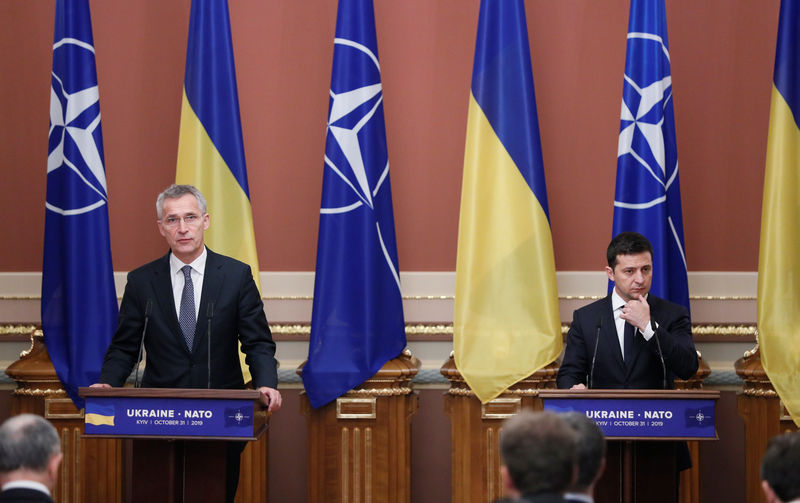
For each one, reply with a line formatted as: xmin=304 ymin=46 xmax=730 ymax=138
xmin=78 ymin=387 xmax=262 ymax=400
xmin=538 ymin=389 xmax=721 ymax=400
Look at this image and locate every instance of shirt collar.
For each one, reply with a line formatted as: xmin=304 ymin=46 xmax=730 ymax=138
xmin=169 ymin=247 xmax=207 ymax=277
xmin=563 ymin=493 xmax=593 ymax=503
xmin=2 ymin=480 xmax=51 ymax=496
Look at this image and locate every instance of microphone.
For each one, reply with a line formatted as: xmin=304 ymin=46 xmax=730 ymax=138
xmin=652 ymin=321 xmax=667 ymax=390
xmin=589 ymin=317 xmax=601 ymax=389
xmin=207 ymin=301 xmax=214 ymax=389
xmin=134 ymin=299 xmax=153 ymax=388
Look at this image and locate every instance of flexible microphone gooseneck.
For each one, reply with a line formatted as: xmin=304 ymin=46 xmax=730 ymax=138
xmin=652 ymin=321 xmax=667 ymax=389
xmin=589 ymin=317 xmax=602 ymax=389
xmin=207 ymin=301 xmax=214 ymax=389
xmin=134 ymin=299 xmax=153 ymax=388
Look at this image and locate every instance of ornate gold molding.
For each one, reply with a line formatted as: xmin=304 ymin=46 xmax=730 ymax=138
xmin=0 ymin=324 xmax=37 ymax=335
xmin=0 ymin=322 xmax=757 ymax=340
xmin=13 ymin=388 xmax=67 ymax=397
xmin=0 ymin=294 xmax=757 ymax=301
xmin=265 ymin=322 xmax=755 ymax=338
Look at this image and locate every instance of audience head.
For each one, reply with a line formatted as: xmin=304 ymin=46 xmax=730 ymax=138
xmin=761 ymin=431 xmax=800 ymax=503
xmin=561 ymin=411 xmax=607 ymax=494
xmin=0 ymin=414 xmax=62 ymax=489
xmin=499 ymin=410 xmax=577 ymax=497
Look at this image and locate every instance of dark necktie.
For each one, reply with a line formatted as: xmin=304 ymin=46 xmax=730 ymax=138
xmin=623 ymin=321 xmax=635 ymax=363
xmin=179 ymin=265 xmax=196 ymax=350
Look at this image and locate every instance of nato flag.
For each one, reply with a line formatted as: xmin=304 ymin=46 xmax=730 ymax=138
xmin=43 ymin=0 xmax=117 ymax=408
xmin=302 ymin=0 xmax=406 ymax=409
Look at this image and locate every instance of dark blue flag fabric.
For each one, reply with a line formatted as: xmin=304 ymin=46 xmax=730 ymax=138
xmin=611 ymin=0 xmax=690 ymax=311
xmin=43 ymin=0 xmax=117 ymax=408
xmin=302 ymin=0 xmax=406 ymax=409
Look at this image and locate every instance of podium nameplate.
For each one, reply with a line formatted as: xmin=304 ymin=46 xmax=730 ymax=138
xmin=540 ymin=389 xmax=718 ymax=440
xmin=81 ymin=388 xmax=266 ymax=440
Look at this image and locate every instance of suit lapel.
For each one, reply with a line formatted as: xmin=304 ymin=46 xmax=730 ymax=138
xmin=194 ymin=249 xmax=224 ymax=352
xmin=150 ymin=253 xmax=184 ymax=347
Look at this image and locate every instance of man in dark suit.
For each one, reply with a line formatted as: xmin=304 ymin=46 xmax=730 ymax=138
xmin=499 ymin=411 xmax=577 ymax=503
xmin=92 ymin=184 xmax=281 ymax=502
xmin=0 ymin=414 xmax=62 ymax=503
xmin=556 ymin=231 xmax=698 ymax=390
xmin=557 ymin=232 xmax=698 ymax=486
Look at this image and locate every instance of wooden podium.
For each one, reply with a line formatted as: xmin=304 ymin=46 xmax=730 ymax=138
xmin=538 ymin=389 xmax=719 ymax=503
xmin=298 ymin=351 xmax=420 ymax=503
xmin=79 ymin=387 xmax=268 ymax=503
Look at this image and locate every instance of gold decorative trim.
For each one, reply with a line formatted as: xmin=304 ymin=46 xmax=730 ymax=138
xmin=447 ymin=387 xmax=541 ymax=397
xmin=0 ymin=324 xmax=37 ymax=335
xmin=266 ymin=322 xmax=755 ymax=338
xmin=344 ymin=387 xmax=412 ymax=397
xmin=0 ymin=293 xmax=757 ymax=302
xmin=0 ymin=322 xmax=758 ymax=341
xmin=337 ymin=397 xmax=377 ymax=419
xmin=13 ymin=388 xmax=67 ymax=397
xmin=260 ymin=294 xmax=758 ymax=301
xmin=481 ymin=397 xmax=522 ymax=419
xmin=743 ymin=388 xmax=779 ymax=398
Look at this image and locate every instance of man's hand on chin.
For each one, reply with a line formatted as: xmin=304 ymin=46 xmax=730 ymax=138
xmin=257 ymin=387 xmax=282 ymax=412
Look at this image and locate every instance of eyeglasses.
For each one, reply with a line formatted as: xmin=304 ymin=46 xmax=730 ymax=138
xmin=160 ymin=214 xmax=203 ymax=229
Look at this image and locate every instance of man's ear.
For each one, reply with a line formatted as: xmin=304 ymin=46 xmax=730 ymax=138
xmin=762 ymin=480 xmax=780 ymax=503
xmin=47 ymin=452 xmax=63 ymax=486
xmin=501 ymin=465 xmax=519 ymax=499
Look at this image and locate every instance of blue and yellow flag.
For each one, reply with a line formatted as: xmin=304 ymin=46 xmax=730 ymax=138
xmin=175 ymin=0 xmax=260 ymax=380
xmin=454 ymin=0 xmax=561 ymax=403
xmin=611 ymin=0 xmax=689 ymax=311
xmin=42 ymin=0 xmax=117 ymax=409
xmin=302 ymin=0 xmax=406 ymax=409
xmin=85 ymin=402 xmax=115 ymax=426
xmin=758 ymin=0 xmax=800 ymax=426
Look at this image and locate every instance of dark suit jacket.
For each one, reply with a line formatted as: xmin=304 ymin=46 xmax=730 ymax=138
xmin=556 ymin=294 xmax=698 ymax=390
xmin=99 ymin=249 xmax=277 ymax=389
xmin=0 ymin=488 xmax=54 ymax=503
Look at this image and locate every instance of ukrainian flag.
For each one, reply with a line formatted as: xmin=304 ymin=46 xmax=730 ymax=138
xmin=454 ymin=0 xmax=561 ymax=403
xmin=758 ymin=0 xmax=800 ymax=426
xmin=85 ymin=402 xmax=115 ymax=426
xmin=175 ymin=0 xmax=260 ymax=380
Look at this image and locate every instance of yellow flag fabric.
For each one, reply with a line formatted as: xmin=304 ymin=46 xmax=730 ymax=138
xmin=759 ymin=88 xmax=800 ymax=426
xmin=758 ymin=0 xmax=800 ymax=426
xmin=454 ymin=1 xmax=561 ymax=403
xmin=176 ymin=0 xmax=261 ymax=382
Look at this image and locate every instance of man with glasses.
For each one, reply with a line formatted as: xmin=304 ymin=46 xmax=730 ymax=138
xmin=93 ymin=184 xmax=280 ymax=502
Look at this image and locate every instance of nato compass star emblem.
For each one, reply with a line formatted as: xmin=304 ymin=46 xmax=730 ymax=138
xmin=615 ymin=32 xmax=676 ymax=212
xmin=321 ymin=37 xmax=400 ymax=291
xmin=47 ymin=37 xmax=109 ymax=216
